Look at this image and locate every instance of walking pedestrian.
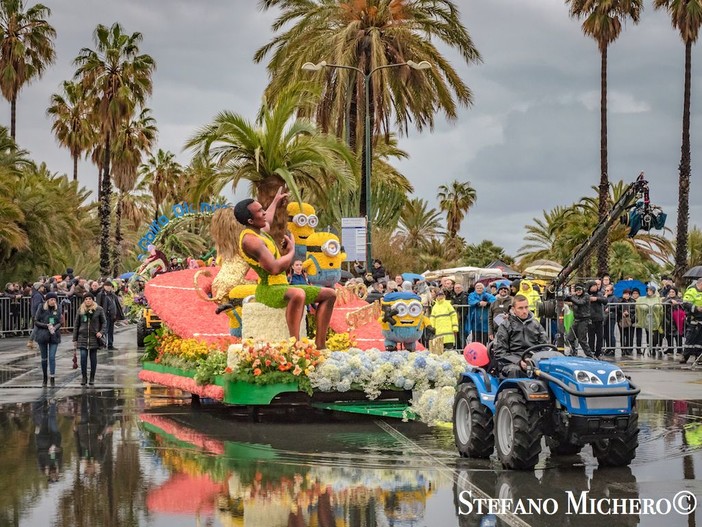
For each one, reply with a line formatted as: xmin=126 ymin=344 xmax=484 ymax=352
xmin=72 ymin=293 xmax=106 ymax=386
xmin=96 ymin=280 xmax=119 ymax=350
xmin=34 ymin=292 xmax=62 ymax=387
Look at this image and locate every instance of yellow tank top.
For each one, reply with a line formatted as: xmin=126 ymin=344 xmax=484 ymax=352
xmin=238 ymin=228 xmax=289 ymax=286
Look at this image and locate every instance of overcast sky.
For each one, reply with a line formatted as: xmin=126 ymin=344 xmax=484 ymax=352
xmin=8 ymin=0 xmax=702 ymax=258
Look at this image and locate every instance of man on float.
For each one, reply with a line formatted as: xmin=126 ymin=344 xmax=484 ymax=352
xmin=233 ymin=196 xmax=336 ymax=350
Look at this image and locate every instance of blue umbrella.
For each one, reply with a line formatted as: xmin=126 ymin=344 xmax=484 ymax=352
xmin=119 ymin=271 xmax=135 ymax=280
xmin=402 ymin=272 xmax=425 ymax=282
xmin=490 ymin=279 xmax=511 ymax=289
xmin=613 ymin=279 xmax=646 ymax=297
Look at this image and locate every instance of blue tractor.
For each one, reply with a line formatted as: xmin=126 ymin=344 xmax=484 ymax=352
xmin=452 ymin=344 xmax=641 ymax=470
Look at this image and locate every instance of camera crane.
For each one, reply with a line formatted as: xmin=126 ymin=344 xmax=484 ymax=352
xmin=547 ymin=172 xmax=666 ymax=349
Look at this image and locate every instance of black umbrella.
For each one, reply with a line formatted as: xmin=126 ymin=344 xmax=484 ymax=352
xmin=683 ymin=265 xmax=702 ymax=279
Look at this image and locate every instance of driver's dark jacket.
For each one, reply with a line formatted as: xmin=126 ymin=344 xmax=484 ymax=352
xmin=492 ymin=312 xmax=548 ymax=371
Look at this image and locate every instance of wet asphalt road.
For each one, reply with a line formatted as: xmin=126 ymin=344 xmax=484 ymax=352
xmin=0 ymin=327 xmax=701 ymax=527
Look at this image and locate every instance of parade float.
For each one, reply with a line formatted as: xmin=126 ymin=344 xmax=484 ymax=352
xmin=136 ymin=203 xmax=466 ymax=424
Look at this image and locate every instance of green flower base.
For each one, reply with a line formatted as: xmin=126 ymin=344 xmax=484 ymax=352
xmin=222 ymin=381 xmax=300 ymax=405
xmin=143 ymin=361 xmax=195 ymax=379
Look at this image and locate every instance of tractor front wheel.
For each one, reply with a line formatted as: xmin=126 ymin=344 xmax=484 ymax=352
xmin=453 ymin=383 xmax=494 ymax=458
xmin=592 ymin=409 xmax=639 ymax=467
xmin=495 ymin=389 xmax=542 ymax=470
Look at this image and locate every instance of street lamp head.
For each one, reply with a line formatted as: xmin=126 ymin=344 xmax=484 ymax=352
xmin=406 ymin=60 xmax=432 ymax=70
xmin=301 ymin=61 xmax=327 ymax=71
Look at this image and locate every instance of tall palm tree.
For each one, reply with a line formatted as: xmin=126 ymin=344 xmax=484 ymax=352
xmin=73 ymin=22 xmax=156 ymax=276
xmin=566 ymin=0 xmax=643 ymax=276
xmin=111 ymin=107 xmax=157 ymax=275
xmin=47 ymin=80 xmax=96 ymax=181
xmin=137 ymin=149 xmax=182 ymax=223
xmin=396 ymin=197 xmax=443 ymax=251
xmin=0 ymin=0 xmax=55 ymax=139
xmin=185 ymin=85 xmax=356 ymax=243
xmin=654 ymin=0 xmax=702 ymax=284
xmin=464 ymin=240 xmax=513 ymax=268
xmin=437 ymin=180 xmax=477 ymax=240
xmin=255 ymin=0 xmax=481 ymax=216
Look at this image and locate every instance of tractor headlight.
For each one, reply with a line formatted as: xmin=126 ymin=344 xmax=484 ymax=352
xmin=607 ymin=369 xmax=626 ymax=384
xmin=574 ymin=370 xmax=603 ymax=385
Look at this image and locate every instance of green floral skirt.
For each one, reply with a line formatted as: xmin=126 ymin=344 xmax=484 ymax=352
xmin=255 ymin=283 xmax=321 ymax=308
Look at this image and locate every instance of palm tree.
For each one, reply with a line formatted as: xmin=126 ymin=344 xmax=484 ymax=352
xmin=654 ymin=0 xmax=702 ymax=284
xmin=255 ymin=0 xmax=481 ymax=216
xmin=111 ymin=108 xmax=157 ymax=275
xmin=464 ymin=240 xmax=513 ymax=268
xmin=73 ymin=22 xmax=156 ymax=276
xmin=396 ymin=198 xmax=443 ymax=251
xmin=437 ymin=180 xmax=477 ymax=240
xmin=47 ymin=80 xmax=95 ymax=181
xmin=185 ymin=85 xmax=356 ymax=243
xmin=0 ymin=0 xmax=55 ymax=139
xmin=566 ymin=0 xmax=643 ymax=276
xmin=688 ymin=225 xmax=702 ymax=266
xmin=138 ymin=149 xmax=182 ymax=223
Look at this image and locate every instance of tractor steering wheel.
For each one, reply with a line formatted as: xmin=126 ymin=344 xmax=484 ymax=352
xmin=521 ymin=343 xmax=559 ymax=362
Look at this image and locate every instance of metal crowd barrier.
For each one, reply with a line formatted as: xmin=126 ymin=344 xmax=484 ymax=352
xmin=0 ymin=294 xmax=85 ymax=337
xmin=451 ymin=299 xmax=701 ymax=361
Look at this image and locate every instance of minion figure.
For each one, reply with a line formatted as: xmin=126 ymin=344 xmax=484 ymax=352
xmin=216 ymin=284 xmax=258 ymax=337
xmin=286 ymin=201 xmax=318 ymax=263
xmin=379 ymin=292 xmax=430 ymax=351
xmin=302 ymin=232 xmax=346 ymax=288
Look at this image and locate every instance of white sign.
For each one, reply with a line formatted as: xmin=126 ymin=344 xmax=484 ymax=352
xmin=341 ymin=217 xmax=367 ymax=262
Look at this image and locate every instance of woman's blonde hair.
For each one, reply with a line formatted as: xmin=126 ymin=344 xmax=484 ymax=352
xmin=210 ymin=208 xmax=244 ymax=260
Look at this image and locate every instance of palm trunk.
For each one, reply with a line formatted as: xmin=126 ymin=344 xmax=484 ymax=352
xmin=10 ymin=93 xmax=16 ymax=140
xmin=112 ymin=194 xmax=123 ymax=277
xmin=258 ymin=175 xmax=287 ymax=246
xmin=99 ymin=133 xmax=112 ymax=277
xmin=597 ymin=46 xmax=610 ymax=277
xmin=72 ymin=153 xmax=78 ymax=182
xmin=674 ymin=40 xmax=692 ymax=286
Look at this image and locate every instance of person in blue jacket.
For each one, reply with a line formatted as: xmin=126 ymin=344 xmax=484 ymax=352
xmin=468 ymin=282 xmax=496 ymax=345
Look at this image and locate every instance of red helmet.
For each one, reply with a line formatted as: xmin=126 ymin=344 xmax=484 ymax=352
xmin=463 ymin=342 xmax=489 ymax=368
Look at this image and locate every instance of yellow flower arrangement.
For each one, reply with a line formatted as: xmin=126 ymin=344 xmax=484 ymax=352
xmin=326 ymin=332 xmax=356 ymax=351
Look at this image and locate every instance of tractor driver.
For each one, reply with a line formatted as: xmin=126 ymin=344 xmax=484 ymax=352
xmin=492 ymin=294 xmax=548 ymax=378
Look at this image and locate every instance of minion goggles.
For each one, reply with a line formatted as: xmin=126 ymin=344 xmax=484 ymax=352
xmin=289 ymin=213 xmax=319 ymax=228
xmin=307 ymin=240 xmax=344 ymax=257
xmin=393 ymin=301 xmax=424 ymax=318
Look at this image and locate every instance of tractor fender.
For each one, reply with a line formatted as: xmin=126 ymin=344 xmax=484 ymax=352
xmin=458 ymin=370 xmax=498 ymax=412
xmin=495 ymin=378 xmax=552 ymax=403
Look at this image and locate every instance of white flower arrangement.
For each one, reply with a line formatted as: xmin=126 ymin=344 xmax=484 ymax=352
xmin=308 ymin=349 xmax=467 ymax=423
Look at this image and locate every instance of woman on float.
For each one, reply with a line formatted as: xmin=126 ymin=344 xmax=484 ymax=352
xmin=234 ymin=194 xmax=336 ymax=349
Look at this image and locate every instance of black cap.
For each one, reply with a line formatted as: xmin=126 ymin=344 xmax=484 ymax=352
xmin=45 ymin=292 xmax=58 ymax=300
xmin=83 ymin=292 xmax=96 ymax=300
xmin=574 ymin=283 xmax=585 ymax=290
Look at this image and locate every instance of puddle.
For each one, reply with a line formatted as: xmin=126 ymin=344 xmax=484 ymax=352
xmin=0 ymin=390 xmax=700 ymax=526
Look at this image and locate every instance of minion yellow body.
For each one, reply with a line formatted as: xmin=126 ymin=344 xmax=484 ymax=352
xmin=302 ymin=232 xmax=346 ymax=288
xmin=286 ymin=202 xmax=317 ymax=263
xmin=221 ymin=284 xmax=258 ymax=337
xmin=379 ymin=292 xmax=429 ymax=351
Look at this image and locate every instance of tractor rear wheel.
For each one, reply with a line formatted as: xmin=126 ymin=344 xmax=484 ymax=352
xmin=592 ymin=409 xmax=639 ymax=467
xmin=453 ymin=383 xmax=494 ymax=458
xmin=495 ymin=389 xmax=542 ymax=469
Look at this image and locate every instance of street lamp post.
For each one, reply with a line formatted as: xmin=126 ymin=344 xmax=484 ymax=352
xmin=302 ymin=59 xmax=431 ymax=271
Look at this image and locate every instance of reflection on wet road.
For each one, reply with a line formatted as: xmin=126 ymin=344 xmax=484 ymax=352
xmin=0 ymin=388 xmax=700 ymax=527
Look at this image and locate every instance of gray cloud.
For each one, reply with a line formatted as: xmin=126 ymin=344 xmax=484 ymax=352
xmin=5 ymin=0 xmax=700 ymax=259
